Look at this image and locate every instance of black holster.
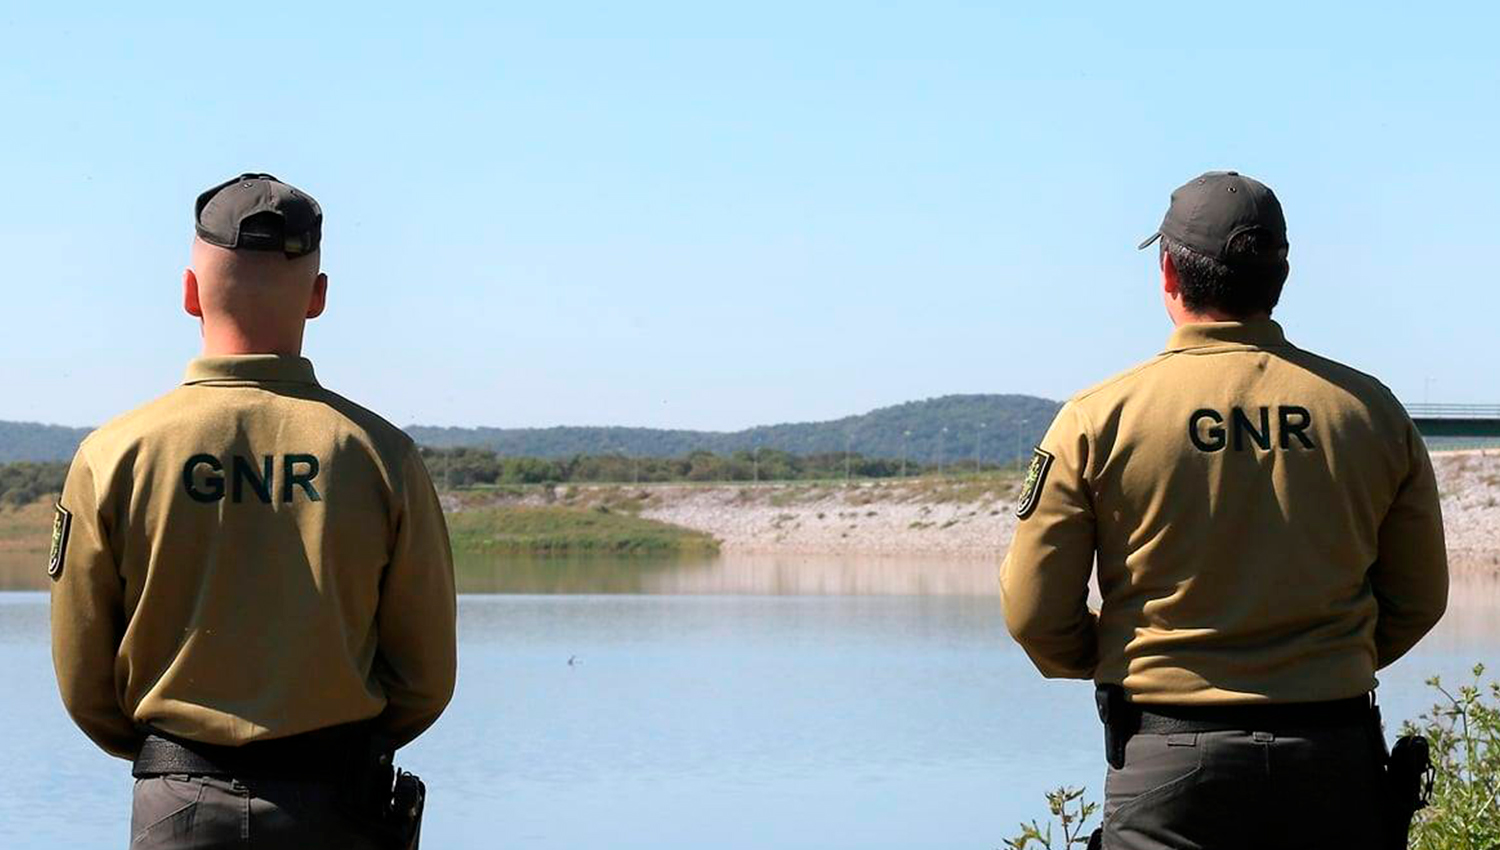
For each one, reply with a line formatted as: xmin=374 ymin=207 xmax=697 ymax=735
xmin=1371 ymin=702 xmax=1432 ymax=850
xmin=338 ymin=735 xmax=427 ymax=850
xmin=1096 ymin=684 xmax=1135 ymax=770
xmin=1087 ymin=688 xmax=1123 ymax=850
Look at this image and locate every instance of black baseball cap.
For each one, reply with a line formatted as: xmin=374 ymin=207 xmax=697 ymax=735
xmin=195 ymin=173 xmax=322 ymax=257
xmin=1138 ymin=171 xmax=1288 ymax=263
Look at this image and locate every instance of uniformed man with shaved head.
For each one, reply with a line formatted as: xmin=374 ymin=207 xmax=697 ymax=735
xmin=50 ymin=173 xmax=456 ymax=849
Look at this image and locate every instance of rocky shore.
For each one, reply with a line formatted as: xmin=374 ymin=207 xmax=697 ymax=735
xmin=1432 ymin=450 xmax=1500 ymax=576
xmin=635 ymin=477 xmax=1019 ymax=558
xmin=633 ymin=449 xmax=1500 ymax=576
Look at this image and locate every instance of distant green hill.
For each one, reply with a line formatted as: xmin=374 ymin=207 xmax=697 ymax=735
xmin=0 ymin=394 xmax=1063 ymax=465
xmin=407 ymin=394 xmax=1062 ymax=464
xmin=0 ymin=421 xmax=93 ymax=463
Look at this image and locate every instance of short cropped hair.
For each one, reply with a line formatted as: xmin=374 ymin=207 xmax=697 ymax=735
xmin=1161 ymin=231 xmax=1289 ymax=318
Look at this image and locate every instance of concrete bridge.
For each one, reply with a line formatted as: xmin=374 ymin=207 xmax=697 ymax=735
xmin=1405 ymin=404 xmax=1500 ymax=438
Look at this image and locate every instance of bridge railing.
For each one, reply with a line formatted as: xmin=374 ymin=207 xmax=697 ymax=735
xmin=1404 ymin=404 xmax=1500 ymax=419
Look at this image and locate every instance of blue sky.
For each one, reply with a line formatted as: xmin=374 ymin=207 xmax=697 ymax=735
xmin=2 ymin=2 xmax=1496 ymax=430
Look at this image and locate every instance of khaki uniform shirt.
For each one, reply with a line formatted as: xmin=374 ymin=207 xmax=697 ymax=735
xmin=51 ymin=356 xmax=457 ymax=758
xmin=1001 ymin=320 xmax=1448 ymax=704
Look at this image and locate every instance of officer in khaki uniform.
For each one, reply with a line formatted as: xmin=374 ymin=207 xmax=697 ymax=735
xmin=50 ymin=173 xmax=457 ymax=849
xmin=1001 ymin=172 xmax=1448 ymax=849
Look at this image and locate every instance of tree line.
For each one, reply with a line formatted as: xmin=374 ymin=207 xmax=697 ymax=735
xmin=408 ymin=393 xmax=1062 ymax=464
xmin=419 ymin=446 xmax=1010 ymax=487
xmin=0 ymin=461 xmax=67 ymax=506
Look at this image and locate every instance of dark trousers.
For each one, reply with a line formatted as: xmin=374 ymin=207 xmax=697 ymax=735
xmin=1102 ymin=724 xmax=1384 ymax=849
xmin=130 ymin=774 xmax=381 ymax=850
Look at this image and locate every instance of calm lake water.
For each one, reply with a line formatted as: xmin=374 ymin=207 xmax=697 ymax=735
xmin=1 ymin=554 xmax=1495 ymax=849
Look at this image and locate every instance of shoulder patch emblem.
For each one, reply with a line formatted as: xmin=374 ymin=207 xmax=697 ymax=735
xmin=48 ymin=504 xmax=72 ymax=580
xmin=1015 ymin=448 xmax=1055 ymax=520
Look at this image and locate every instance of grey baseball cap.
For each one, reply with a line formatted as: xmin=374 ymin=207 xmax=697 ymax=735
xmin=195 ymin=173 xmax=322 ymax=257
xmin=1138 ymin=171 xmax=1288 ymax=263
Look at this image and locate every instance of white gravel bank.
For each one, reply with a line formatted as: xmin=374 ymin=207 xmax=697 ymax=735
xmin=634 ymin=450 xmax=1500 ymax=576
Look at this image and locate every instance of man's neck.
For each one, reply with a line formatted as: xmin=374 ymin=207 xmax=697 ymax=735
xmin=200 ymin=344 xmax=302 ymax=357
xmin=200 ymin=324 xmax=303 ymax=358
xmin=1172 ymin=309 xmax=1270 ymax=326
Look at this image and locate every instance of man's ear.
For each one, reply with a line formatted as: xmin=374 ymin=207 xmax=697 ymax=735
xmin=1160 ymin=250 xmax=1181 ymax=296
xmin=184 ymin=269 xmax=203 ymax=318
xmin=306 ymin=273 xmax=328 ymax=319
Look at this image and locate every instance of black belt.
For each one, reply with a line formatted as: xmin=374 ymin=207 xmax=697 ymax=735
xmin=1132 ymin=695 xmax=1373 ymax=735
xmin=132 ymin=723 xmax=371 ymax=780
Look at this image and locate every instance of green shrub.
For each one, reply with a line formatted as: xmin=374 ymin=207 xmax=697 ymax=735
xmin=1003 ymin=786 xmax=1097 ymax=849
xmin=1405 ymin=665 xmax=1500 ymax=850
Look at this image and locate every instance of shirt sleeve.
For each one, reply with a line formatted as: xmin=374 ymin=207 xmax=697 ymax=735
xmin=373 ymin=444 xmax=458 ymax=748
xmin=1368 ymin=420 xmax=1448 ymax=669
xmin=1000 ymin=402 xmax=1100 ymax=680
xmin=50 ymin=445 xmax=140 ymax=759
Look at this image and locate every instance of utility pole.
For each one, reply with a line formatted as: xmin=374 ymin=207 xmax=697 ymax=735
xmin=753 ymin=445 xmax=760 ymax=483
xmin=901 ymin=429 xmax=911 ymax=478
xmin=939 ymin=427 xmax=948 ymax=477
xmin=975 ymin=422 xmax=986 ymax=474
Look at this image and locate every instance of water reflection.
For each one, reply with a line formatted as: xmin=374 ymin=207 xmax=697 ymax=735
xmin=0 ymin=558 xmax=44 ymax=592
xmin=0 ymin=550 xmax=1003 ymax=595
xmin=457 ymin=554 xmax=1500 ymax=603
xmin=453 ymin=553 xmax=701 ymax=594
xmin=8 ymin=549 xmax=1496 ymax=602
xmin=457 ymin=552 xmax=1003 ymax=595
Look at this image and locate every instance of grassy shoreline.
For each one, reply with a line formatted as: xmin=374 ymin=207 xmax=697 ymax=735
xmin=446 ymin=504 xmax=719 ymax=556
xmin=0 ymin=499 xmax=718 ymax=559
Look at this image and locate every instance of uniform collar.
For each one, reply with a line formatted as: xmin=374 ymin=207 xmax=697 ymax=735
xmin=183 ymin=355 xmax=319 ymax=386
xmin=1164 ymin=319 xmax=1288 ymax=352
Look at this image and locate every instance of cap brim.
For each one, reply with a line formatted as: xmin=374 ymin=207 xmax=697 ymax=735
xmin=1137 ymin=232 xmax=1162 ymax=250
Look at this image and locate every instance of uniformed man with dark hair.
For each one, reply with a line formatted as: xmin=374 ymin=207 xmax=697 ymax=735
xmin=50 ymin=173 xmax=458 ymax=848
xmin=1001 ymin=171 xmax=1448 ymax=849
